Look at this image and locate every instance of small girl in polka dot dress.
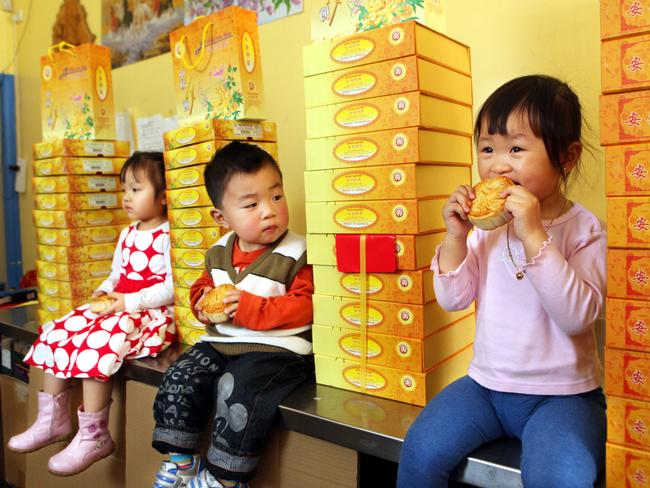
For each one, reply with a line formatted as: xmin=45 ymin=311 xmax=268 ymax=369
xmin=8 ymin=151 xmax=175 ymax=476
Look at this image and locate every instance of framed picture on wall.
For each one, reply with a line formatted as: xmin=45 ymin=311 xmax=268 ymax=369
xmin=185 ymin=0 xmax=303 ymax=25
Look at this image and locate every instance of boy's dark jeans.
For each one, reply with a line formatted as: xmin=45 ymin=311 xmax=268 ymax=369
xmin=152 ymin=342 xmax=314 ymax=482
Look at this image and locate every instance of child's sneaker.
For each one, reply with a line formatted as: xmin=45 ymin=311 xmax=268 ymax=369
xmin=186 ymin=466 xmax=222 ymax=488
xmin=153 ymin=454 xmax=203 ymax=488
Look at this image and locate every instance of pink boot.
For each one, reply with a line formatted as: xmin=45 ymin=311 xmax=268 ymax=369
xmin=7 ymin=390 xmax=72 ymax=453
xmin=47 ymin=402 xmax=115 ymax=476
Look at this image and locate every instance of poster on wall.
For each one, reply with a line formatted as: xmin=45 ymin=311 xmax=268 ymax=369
xmin=101 ymin=0 xmax=185 ymax=68
xmin=185 ymin=0 xmax=302 ymax=25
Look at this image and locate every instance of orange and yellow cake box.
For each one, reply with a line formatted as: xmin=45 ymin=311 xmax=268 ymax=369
xmin=602 ymin=32 xmax=650 ymax=94
xmin=168 ymin=206 xmax=215 ymax=229
xmin=32 ymin=175 xmax=120 ymax=194
xmin=37 ymin=307 xmax=62 ymax=325
xmin=314 ymin=343 xmax=473 ymax=406
xmin=40 ymin=43 xmax=115 ymax=141
xmin=39 ymin=295 xmax=82 ymax=315
xmin=313 ymin=265 xmax=434 ymax=305
xmin=608 ymin=248 xmax=650 ymax=299
xmin=313 ymin=313 xmax=475 ymax=373
xmin=32 ymin=139 xmax=130 ymax=160
xmin=169 ymin=6 xmax=265 ymax=125
xmin=305 ymin=91 xmax=472 ymax=139
xmin=608 ymin=196 xmax=650 ymax=247
xmin=36 ymin=259 xmax=112 ymax=282
xmin=305 ymin=127 xmax=472 ymax=171
xmin=34 ymin=192 xmax=122 ymax=211
xmin=607 ymin=143 xmax=650 ymax=195
xmin=33 ymin=209 xmax=129 ymax=229
xmin=600 ymin=91 xmax=650 ymax=145
xmin=172 ymin=268 xmax=204 ymax=289
xmin=303 ymin=21 xmax=471 ymax=77
xmin=33 ymin=156 xmax=126 ymax=176
xmin=163 ymin=120 xmax=277 ymax=151
xmin=306 ymin=198 xmax=446 ymax=234
xmin=310 ymin=0 xmax=446 ymax=43
xmin=36 ymin=225 xmax=122 ymax=246
xmin=306 ymin=231 xmax=442 ymax=271
xmin=304 ymin=164 xmax=470 ymax=202
xmin=174 ymin=285 xmax=193 ymax=309
xmin=37 ymin=243 xmax=115 ymax=264
xmin=37 ymin=276 xmax=105 ymax=299
xmin=166 ymin=165 xmax=207 ymax=190
xmin=607 ymin=442 xmax=650 ymax=487
xmin=166 ymin=186 xmax=212 ymax=209
xmin=170 ymin=227 xmax=221 ymax=250
xmin=171 ymin=248 xmax=207 ymax=270
xmin=312 ymin=293 xmax=474 ymax=338
xmin=609 ymin=394 xmax=650 ymax=451
xmin=174 ymin=306 xmax=206 ymax=345
xmin=304 ymin=55 xmax=472 ymax=109
xmin=163 ymin=140 xmax=279 ymax=171
xmin=601 ymin=0 xmax=650 ymax=40
xmin=608 ymin=297 xmax=650 ymax=352
xmin=605 ymin=347 xmax=650 ymax=401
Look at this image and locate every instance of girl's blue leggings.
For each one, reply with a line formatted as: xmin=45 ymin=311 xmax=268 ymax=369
xmin=396 ymin=375 xmax=606 ymax=488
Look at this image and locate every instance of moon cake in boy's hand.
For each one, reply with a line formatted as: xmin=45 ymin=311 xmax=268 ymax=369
xmin=202 ymin=284 xmax=237 ymax=323
xmin=468 ymin=176 xmax=515 ymax=230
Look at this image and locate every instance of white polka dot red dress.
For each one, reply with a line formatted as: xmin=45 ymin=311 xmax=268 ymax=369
xmin=25 ymin=222 xmax=176 ymax=381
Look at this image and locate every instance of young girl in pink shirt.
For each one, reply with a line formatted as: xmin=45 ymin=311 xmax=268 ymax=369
xmin=8 ymin=152 xmax=175 ymax=476
xmin=398 ymin=75 xmax=606 ymax=487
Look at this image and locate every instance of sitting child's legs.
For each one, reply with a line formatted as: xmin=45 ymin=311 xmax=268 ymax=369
xmin=520 ymin=388 xmax=606 ymax=488
xmin=204 ymin=352 xmax=313 ymax=484
xmin=397 ymin=376 xmax=505 ymax=488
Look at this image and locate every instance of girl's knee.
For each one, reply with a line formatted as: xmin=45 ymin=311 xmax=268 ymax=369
xmin=522 ymin=458 xmax=598 ymax=488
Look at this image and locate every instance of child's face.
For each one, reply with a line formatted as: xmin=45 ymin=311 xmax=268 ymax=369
xmin=121 ymin=168 xmax=166 ymax=225
xmin=212 ymin=164 xmax=289 ymax=252
xmin=476 ymin=110 xmax=567 ymax=209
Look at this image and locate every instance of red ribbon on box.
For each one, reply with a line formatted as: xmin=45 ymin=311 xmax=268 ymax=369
xmin=335 ymin=234 xmax=396 ymax=273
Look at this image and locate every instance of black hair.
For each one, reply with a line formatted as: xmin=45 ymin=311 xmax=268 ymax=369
xmin=120 ymin=151 xmax=166 ymax=208
xmin=474 ymin=75 xmax=582 ymax=185
xmin=204 ymin=141 xmax=281 ymax=208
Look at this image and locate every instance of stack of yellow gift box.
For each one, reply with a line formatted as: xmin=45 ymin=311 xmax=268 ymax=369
xmin=32 ymin=139 xmax=131 ymax=325
xmin=162 ymin=120 xmax=279 ymax=345
xmin=600 ymin=2 xmax=650 ymax=484
xmin=34 ymin=42 xmax=131 ymax=325
xmin=303 ymin=21 xmax=475 ymax=406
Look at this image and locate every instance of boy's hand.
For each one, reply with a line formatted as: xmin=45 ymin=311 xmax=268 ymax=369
xmin=195 ymin=286 xmax=214 ymax=324
xmin=101 ymin=292 xmax=125 ymax=315
xmin=222 ymin=289 xmax=242 ymax=319
xmin=442 ymin=184 xmax=475 ymax=238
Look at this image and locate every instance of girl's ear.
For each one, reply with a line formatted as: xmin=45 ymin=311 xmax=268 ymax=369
xmin=563 ymin=141 xmax=582 ymax=174
xmin=210 ymin=208 xmax=230 ymax=229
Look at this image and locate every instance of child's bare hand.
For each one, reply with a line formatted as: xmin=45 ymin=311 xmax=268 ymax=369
xmin=195 ymin=286 xmax=214 ymax=324
xmin=503 ymin=185 xmax=544 ymax=240
xmin=101 ymin=292 xmax=125 ymax=315
xmin=92 ymin=290 xmax=107 ymax=298
xmin=222 ymin=289 xmax=242 ymax=319
xmin=443 ymin=185 xmax=475 ymax=238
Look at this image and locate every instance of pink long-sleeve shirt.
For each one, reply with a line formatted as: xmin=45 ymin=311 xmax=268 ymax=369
xmin=432 ymin=203 xmax=606 ymax=395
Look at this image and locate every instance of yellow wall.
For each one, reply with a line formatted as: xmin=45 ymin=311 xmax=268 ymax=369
xmin=10 ymin=0 xmax=604 ymax=274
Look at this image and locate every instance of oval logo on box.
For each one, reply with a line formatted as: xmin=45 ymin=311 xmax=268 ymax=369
xmin=178 ymin=168 xmax=201 ymax=186
xmin=334 ymin=138 xmax=378 ymax=162
xmin=343 ymin=366 xmax=386 ymax=390
xmin=181 ymin=250 xmax=205 ymax=268
xmin=95 ymin=66 xmax=108 ymax=101
xmin=341 ymin=303 xmax=383 ymax=326
xmin=41 ymin=247 xmax=57 ymax=261
xmin=340 ymin=335 xmax=382 ymax=358
xmin=242 ymin=32 xmax=256 ymax=73
xmin=87 ymin=210 xmax=113 ymax=225
xmin=41 ymin=263 xmax=58 ymax=278
xmin=334 ymin=206 xmax=377 ymax=229
xmin=174 ymin=148 xmax=198 ymax=166
xmin=331 ymin=39 xmax=375 ymax=63
xmin=341 ymin=274 xmax=383 ymax=295
xmin=179 ymin=210 xmax=203 ymax=227
xmin=177 ymin=189 xmax=200 ymax=207
xmin=40 ymin=230 xmax=58 ymax=244
xmin=333 ymin=72 xmax=376 ymax=97
xmin=39 ymin=195 xmax=57 ymax=209
xmin=174 ymin=127 xmax=197 ymax=145
xmin=37 ymin=161 xmax=53 ymax=175
xmin=335 ymin=104 xmax=379 ymax=128
xmin=181 ymin=270 xmax=202 ymax=287
xmin=90 ymin=228 xmax=118 ymax=242
xmin=180 ymin=230 xmax=204 ymax=247
xmin=36 ymin=212 xmax=55 ymax=226
xmin=333 ymin=172 xmax=376 ymax=196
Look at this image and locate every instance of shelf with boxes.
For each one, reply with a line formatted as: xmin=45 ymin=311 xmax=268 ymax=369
xmin=600 ymin=1 xmax=650 ymax=485
xmin=303 ymin=20 xmax=475 ymax=407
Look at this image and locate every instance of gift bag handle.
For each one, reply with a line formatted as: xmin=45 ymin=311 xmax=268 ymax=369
xmin=48 ymin=41 xmax=77 ymax=59
xmin=178 ymin=21 xmax=212 ymax=70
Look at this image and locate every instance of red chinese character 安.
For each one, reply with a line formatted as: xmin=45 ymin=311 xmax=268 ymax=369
xmin=632 ymin=164 xmax=648 ymax=180
xmin=629 ymin=2 xmax=644 ymax=17
xmin=627 ymin=111 xmax=643 ymax=127
xmin=630 ymin=56 xmax=645 ymax=72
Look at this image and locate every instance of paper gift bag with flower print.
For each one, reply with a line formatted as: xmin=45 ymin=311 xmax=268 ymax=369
xmin=40 ymin=42 xmax=115 ymax=141
xmin=169 ymin=6 xmax=266 ymax=125
xmin=311 ymin=0 xmax=447 ymax=41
